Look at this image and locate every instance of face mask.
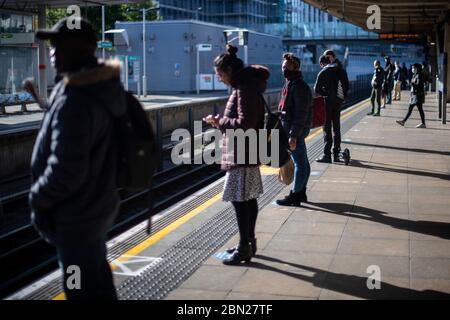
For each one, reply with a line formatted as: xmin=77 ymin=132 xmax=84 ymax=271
xmin=283 ymin=69 xmax=296 ymax=79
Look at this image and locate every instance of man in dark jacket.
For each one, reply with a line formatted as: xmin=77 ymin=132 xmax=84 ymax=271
xmin=314 ymin=55 xmax=343 ymax=163
xmin=382 ymin=56 xmax=395 ymax=108
xmin=368 ymin=60 xmax=384 ymax=116
xmin=324 ymin=49 xmax=349 ymax=101
xmin=30 ymin=18 xmax=126 ymax=299
xmin=276 ymin=53 xmax=313 ymax=206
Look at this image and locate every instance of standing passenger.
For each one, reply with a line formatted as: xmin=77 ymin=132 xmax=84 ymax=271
xmin=203 ymin=45 xmax=268 ymax=265
xmin=367 ymin=60 xmax=384 ymax=116
xmin=382 ymin=56 xmax=395 ymax=108
xmin=276 ymin=53 xmax=313 ymax=206
xmin=401 ymin=62 xmax=408 ymax=90
xmin=314 ymin=55 xmax=343 ymax=163
xmin=393 ymin=61 xmax=403 ymax=101
xmin=30 ymin=18 xmax=126 ymax=299
xmin=324 ymin=49 xmax=349 ymax=102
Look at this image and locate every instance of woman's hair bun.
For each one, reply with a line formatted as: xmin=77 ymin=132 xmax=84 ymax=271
xmin=226 ymin=44 xmax=238 ymax=56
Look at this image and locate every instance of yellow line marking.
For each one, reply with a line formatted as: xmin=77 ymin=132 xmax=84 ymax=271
xmin=260 ymin=166 xmax=279 ymax=175
xmin=52 ymin=193 xmax=223 ymax=300
xmin=112 ymin=192 xmax=223 ymax=264
xmin=51 ymin=98 xmax=369 ymax=300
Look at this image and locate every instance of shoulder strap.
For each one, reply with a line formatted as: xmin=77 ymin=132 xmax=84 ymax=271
xmin=260 ymin=94 xmax=272 ymax=114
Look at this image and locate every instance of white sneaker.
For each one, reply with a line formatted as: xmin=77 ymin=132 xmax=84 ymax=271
xmin=416 ymin=123 xmax=426 ymax=128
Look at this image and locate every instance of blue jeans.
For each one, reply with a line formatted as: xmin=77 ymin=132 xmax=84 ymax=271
xmin=291 ymin=128 xmax=310 ymax=193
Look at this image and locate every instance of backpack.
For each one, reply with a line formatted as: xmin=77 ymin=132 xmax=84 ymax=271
xmin=261 ymin=96 xmax=290 ymax=168
xmin=116 ymin=92 xmax=160 ymax=192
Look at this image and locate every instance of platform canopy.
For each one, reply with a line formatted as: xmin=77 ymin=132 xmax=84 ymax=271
xmin=0 ymin=0 xmax=145 ymax=12
xmin=304 ymin=0 xmax=450 ymax=34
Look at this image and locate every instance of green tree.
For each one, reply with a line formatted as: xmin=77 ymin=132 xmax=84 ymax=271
xmin=45 ymin=1 xmax=158 ymax=37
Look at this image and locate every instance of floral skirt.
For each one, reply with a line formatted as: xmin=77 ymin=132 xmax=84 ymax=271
xmin=222 ymin=166 xmax=264 ymax=202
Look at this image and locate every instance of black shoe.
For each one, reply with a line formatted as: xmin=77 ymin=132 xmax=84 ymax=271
xmin=276 ymin=190 xmax=301 ymax=207
xmin=226 ymin=238 xmax=257 ymax=256
xmin=223 ymin=243 xmax=253 ymax=265
xmin=333 ymin=154 xmax=342 ymax=162
xmin=316 ymin=155 xmax=332 ymax=163
xmin=373 ymin=112 xmax=380 ymax=117
xmin=367 ymin=111 xmax=374 ymax=116
xmin=299 ymin=188 xmax=308 ymax=203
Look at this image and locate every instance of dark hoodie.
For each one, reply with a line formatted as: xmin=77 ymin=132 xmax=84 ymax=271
xmin=29 ymin=59 xmax=126 ymax=246
xmin=218 ymin=65 xmax=269 ymax=171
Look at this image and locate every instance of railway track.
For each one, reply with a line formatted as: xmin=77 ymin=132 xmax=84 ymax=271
xmin=0 ymin=130 xmax=224 ymax=298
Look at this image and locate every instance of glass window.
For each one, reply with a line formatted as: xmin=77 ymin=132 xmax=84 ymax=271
xmin=10 ymin=14 xmax=19 ymax=32
xmin=1 ymin=13 xmax=11 ymax=33
xmin=23 ymin=15 xmax=33 ymax=32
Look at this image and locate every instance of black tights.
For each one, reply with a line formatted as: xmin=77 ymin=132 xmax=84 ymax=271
xmin=403 ymin=103 xmax=425 ymax=124
xmin=231 ymin=198 xmax=258 ymax=246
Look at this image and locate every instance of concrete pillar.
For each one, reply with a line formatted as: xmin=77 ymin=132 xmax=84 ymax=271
xmin=430 ymin=41 xmax=437 ymax=92
xmin=445 ymin=21 xmax=450 ymax=103
xmin=37 ymin=4 xmax=47 ymax=103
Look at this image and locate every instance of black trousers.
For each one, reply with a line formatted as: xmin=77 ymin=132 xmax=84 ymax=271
xmin=370 ymin=88 xmax=382 ymax=113
xmin=403 ymin=102 xmax=425 ymax=124
xmin=323 ymin=100 xmax=342 ymax=157
xmin=56 ymin=238 xmax=117 ymax=300
xmin=231 ymin=198 xmax=258 ymax=246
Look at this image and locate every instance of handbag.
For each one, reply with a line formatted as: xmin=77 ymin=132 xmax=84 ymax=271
xmin=261 ymin=95 xmax=290 ymax=168
xmin=311 ymin=96 xmax=326 ymax=129
xmin=278 ymin=158 xmax=294 ymax=185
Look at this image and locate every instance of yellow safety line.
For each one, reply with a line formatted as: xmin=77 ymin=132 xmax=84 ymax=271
xmin=52 ymin=98 xmax=369 ymax=300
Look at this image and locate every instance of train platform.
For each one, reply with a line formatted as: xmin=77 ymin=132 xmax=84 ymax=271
xmin=162 ymin=92 xmax=450 ymax=300
xmin=7 ymin=91 xmax=450 ymax=300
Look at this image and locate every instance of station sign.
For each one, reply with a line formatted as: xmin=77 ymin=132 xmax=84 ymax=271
xmin=197 ymin=44 xmax=212 ymax=51
xmin=97 ymin=41 xmax=113 ymax=48
xmin=379 ymin=33 xmax=420 ymax=40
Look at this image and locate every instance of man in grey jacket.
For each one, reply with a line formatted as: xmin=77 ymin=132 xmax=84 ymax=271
xmin=30 ymin=18 xmax=126 ymax=299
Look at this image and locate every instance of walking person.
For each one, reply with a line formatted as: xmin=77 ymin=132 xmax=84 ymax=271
xmin=393 ymin=60 xmax=404 ymax=101
xmin=396 ymin=63 xmax=426 ymax=128
xmin=381 ymin=56 xmax=395 ymax=108
xmin=203 ymin=45 xmax=268 ymax=265
xmin=276 ymin=53 xmax=313 ymax=207
xmin=314 ymin=55 xmax=343 ymax=163
xmin=367 ymin=60 xmax=384 ymax=116
xmin=30 ymin=18 xmax=126 ymax=299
